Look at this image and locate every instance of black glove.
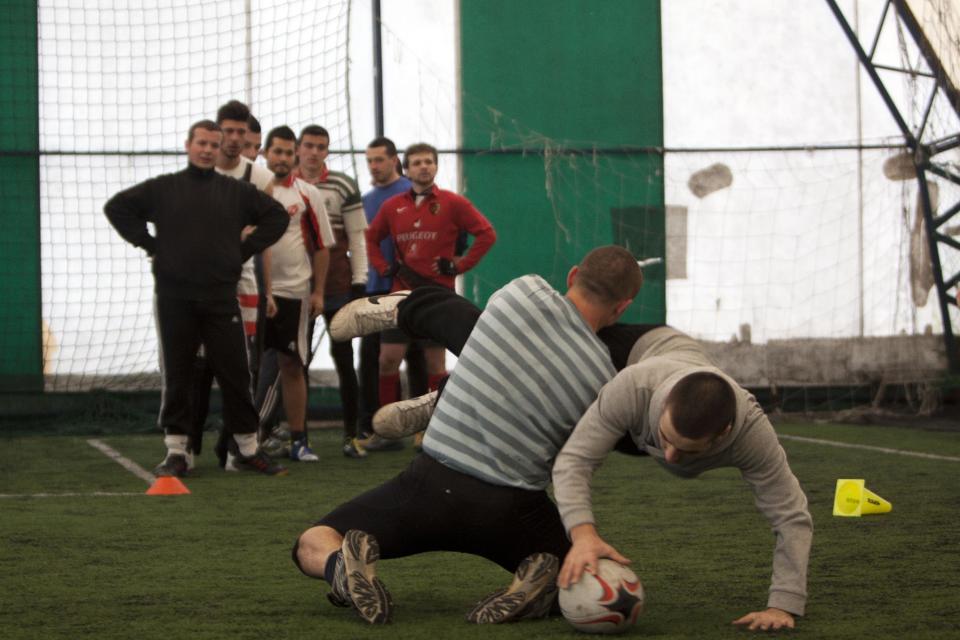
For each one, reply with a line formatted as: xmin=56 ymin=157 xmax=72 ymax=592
xmin=383 ymin=263 xmax=400 ymax=278
xmin=350 ymin=283 xmax=368 ymax=299
xmin=436 ymin=257 xmax=458 ymax=276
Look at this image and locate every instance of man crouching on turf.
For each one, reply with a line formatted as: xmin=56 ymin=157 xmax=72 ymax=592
xmin=553 ymin=327 xmax=813 ymax=632
xmin=290 ymin=246 xmax=643 ymax=624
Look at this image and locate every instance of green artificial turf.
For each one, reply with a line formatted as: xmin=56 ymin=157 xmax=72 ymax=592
xmin=1 ymin=422 xmax=958 ymax=639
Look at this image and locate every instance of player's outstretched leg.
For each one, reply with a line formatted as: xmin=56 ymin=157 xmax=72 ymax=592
xmin=329 ymin=291 xmax=410 ymax=341
xmin=466 ymin=552 xmax=559 ymax=624
xmin=372 ymin=389 xmax=439 ymax=439
xmin=341 ymin=529 xmax=394 ymax=624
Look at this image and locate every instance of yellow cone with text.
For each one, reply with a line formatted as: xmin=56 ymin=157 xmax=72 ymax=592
xmin=833 ymin=479 xmax=891 ymax=517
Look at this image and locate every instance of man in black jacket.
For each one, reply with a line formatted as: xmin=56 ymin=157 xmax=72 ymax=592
xmin=104 ymin=119 xmax=289 ymax=477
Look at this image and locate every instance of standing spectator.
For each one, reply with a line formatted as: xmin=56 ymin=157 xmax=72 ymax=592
xmin=260 ymin=125 xmax=336 ymax=462
xmin=356 ymin=137 xmax=427 ymax=451
xmin=366 ymin=142 xmax=496 ymax=447
xmin=190 ymin=100 xmax=273 ymax=466
xmin=292 ymin=125 xmax=370 ymax=459
xmin=103 ymin=120 xmax=288 ymax=476
xmin=243 ymin=114 xmax=263 ymax=162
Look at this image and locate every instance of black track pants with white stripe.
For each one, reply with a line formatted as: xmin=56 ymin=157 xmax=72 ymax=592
xmin=155 ymin=294 xmax=258 ymax=436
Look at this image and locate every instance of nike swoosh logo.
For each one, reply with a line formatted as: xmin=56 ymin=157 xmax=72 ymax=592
xmin=367 ymin=292 xmax=404 ymax=305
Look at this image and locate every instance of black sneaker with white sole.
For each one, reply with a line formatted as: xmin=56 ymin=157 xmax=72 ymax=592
xmin=341 ymin=529 xmax=393 ymax=624
xmin=153 ymin=453 xmax=190 ymax=478
xmin=233 ymin=449 xmax=289 ymax=476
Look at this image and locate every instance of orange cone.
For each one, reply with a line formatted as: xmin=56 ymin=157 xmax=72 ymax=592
xmin=146 ymin=475 xmax=191 ymax=496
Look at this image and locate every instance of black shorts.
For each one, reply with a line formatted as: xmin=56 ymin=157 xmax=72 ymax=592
xmin=294 ymin=453 xmax=570 ymax=574
xmin=264 ymin=295 xmax=311 ymax=362
xmin=379 ymin=326 xmax=442 ymax=349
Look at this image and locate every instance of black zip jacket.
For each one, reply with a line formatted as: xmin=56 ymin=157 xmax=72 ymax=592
xmin=104 ymin=163 xmax=287 ymax=300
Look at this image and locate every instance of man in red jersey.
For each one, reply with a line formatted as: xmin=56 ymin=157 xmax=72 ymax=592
xmin=365 ymin=142 xmax=496 ymax=446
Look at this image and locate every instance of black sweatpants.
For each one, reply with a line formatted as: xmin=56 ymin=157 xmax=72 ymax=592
xmin=310 ymin=453 xmax=570 ymax=573
xmin=155 ymin=294 xmax=258 ymax=437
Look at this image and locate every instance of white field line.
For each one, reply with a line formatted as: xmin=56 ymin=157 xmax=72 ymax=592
xmin=0 ymin=492 xmax=144 ymax=499
xmin=87 ymin=438 xmax=157 ymax=484
xmin=779 ymin=434 xmax=960 ymax=462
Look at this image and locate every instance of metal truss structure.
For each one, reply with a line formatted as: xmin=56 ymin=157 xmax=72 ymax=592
xmin=826 ymin=0 xmax=960 ymax=371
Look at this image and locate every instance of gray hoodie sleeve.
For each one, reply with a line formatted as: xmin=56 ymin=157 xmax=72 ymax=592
xmin=552 ymin=369 xmax=652 ymax=533
xmin=732 ymin=413 xmax=813 ymax=616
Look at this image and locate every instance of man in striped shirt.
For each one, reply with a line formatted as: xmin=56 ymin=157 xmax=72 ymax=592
xmin=291 ymin=246 xmax=642 ymax=625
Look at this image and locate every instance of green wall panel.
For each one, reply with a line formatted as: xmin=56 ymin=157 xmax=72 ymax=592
xmin=459 ymin=0 xmax=665 ymax=323
xmin=0 ymin=3 xmax=41 ymax=390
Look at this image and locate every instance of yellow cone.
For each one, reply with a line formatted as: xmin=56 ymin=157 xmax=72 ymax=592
xmin=833 ymin=479 xmax=892 ymax=517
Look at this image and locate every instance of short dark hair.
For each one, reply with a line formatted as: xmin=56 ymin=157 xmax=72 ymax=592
xmin=247 ymin=115 xmax=261 ymax=134
xmin=265 ymin=125 xmax=297 ymax=151
xmin=403 ymin=142 xmax=438 ymax=168
xmin=216 ymin=100 xmax=251 ymax=125
xmin=367 ymin=136 xmax=398 ymax=157
xmin=572 ymin=245 xmax=643 ymax=304
xmin=299 ymin=125 xmax=330 ymax=143
xmin=187 ymin=119 xmax=221 ymax=142
xmin=665 ymin=372 xmax=736 ymax=439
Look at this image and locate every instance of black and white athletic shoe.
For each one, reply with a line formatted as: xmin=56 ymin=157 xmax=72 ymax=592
xmin=328 ymin=291 xmax=410 ymax=341
xmin=341 ymin=530 xmax=394 ymax=624
xmin=233 ymin=449 xmax=289 ymax=476
xmin=373 ymin=390 xmax=438 ymax=439
xmin=466 ymin=553 xmax=559 ymax=624
xmin=153 ymin=453 xmax=190 ymax=478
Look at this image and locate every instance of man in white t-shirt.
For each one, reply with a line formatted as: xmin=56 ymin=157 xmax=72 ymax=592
xmin=243 ymin=114 xmax=263 ymax=162
xmin=260 ymin=125 xmax=335 ymax=462
xmin=190 ymin=100 xmax=275 ymax=466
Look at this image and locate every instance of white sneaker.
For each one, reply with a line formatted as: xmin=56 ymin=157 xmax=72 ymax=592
xmin=373 ymin=390 xmax=439 ymax=439
xmin=290 ymin=439 xmax=319 ymax=462
xmin=328 ymin=291 xmax=410 ymax=341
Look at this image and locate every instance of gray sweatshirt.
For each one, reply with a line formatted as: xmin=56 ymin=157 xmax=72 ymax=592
xmin=552 ymin=327 xmax=813 ymax=616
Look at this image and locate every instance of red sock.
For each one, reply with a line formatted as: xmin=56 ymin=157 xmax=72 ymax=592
xmin=379 ymin=373 xmax=401 ymax=407
xmin=428 ymin=372 xmax=447 ymax=392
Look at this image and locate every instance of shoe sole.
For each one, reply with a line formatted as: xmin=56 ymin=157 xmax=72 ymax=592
xmin=328 ymin=293 xmax=406 ymax=341
xmin=466 ymin=553 xmax=559 ymax=624
xmin=235 ymin=459 xmax=289 ymax=476
xmin=372 ymin=391 xmax=437 ymax=439
xmin=342 ymin=530 xmax=393 ymax=624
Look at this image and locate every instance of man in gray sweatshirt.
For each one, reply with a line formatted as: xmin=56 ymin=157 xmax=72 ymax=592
xmin=553 ymin=326 xmax=812 ymax=632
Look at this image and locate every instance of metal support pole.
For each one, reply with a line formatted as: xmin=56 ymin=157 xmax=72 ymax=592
xmin=826 ymin=0 xmax=959 ymax=371
xmin=372 ymin=0 xmax=384 ymax=137
xmin=244 ymin=0 xmax=253 ymax=107
xmin=824 ymin=0 xmax=915 ymax=144
xmin=916 ymin=169 xmax=960 ymax=370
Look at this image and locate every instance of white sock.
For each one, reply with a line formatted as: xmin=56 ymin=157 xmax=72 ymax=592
xmin=234 ymin=433 xmax=258 ymax=457
xmin=163 ymin=434 xmax=188 ymax=457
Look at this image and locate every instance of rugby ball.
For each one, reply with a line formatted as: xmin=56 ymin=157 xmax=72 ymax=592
xmin=558 ymin=559 xmax=644 ymax=634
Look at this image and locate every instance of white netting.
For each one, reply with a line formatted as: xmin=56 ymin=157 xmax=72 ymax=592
xmin=37 ymin=0 xmax=353 ymax=388
xmin=30 ymin=0 xmax=960 ymax=396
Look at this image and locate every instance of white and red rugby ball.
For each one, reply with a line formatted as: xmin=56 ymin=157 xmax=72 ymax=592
xmin=558 ymin=559 xmax=644 ymax=634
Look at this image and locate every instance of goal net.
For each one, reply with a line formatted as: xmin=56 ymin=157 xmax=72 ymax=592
xmin=34 ymin=0 xmax=353 ymax=390
xmin=8 ymin=0 xmax=960 ymax=418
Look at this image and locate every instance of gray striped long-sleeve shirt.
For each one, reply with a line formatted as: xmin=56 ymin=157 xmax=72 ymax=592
xmin=421 ymin=275 xmax=616 ymax=490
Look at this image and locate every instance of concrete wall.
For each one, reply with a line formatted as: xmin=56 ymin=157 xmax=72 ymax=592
xmin=708 ymin=334 xmax=947 ymax=386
